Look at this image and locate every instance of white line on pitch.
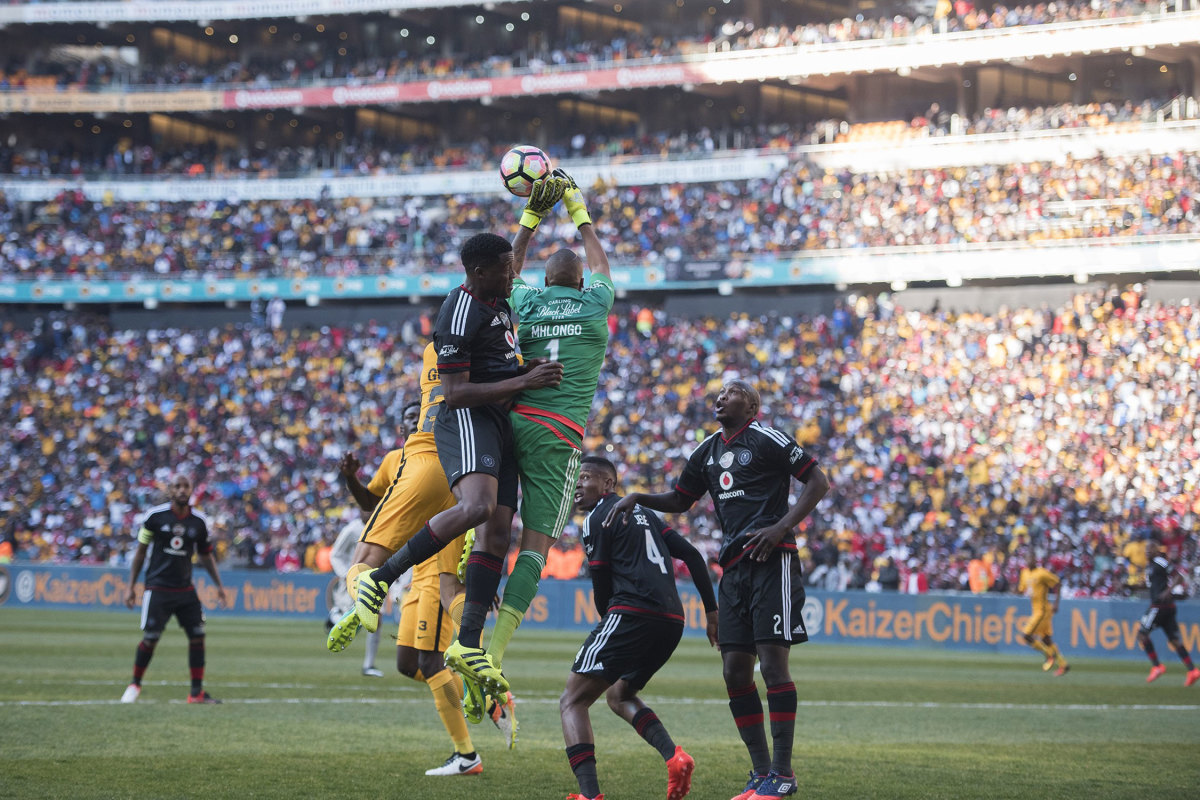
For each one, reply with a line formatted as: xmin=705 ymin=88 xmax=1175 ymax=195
xmin=2 ymin=696 xmax=1197 ymax=712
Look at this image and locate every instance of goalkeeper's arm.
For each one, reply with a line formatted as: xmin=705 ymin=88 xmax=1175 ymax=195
xmin=552 ymin=169 xmax=610 ymax=281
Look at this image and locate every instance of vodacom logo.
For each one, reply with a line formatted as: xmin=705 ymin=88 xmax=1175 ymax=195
xmin=426 ymin=79 xmax=492 ymax=100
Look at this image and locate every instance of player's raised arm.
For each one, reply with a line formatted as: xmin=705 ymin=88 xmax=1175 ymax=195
xmin=602 ymin=489 xmax=695 ymax=528
xmin=553 ymin=168 xmax=610 ymax=281
xmin=512 ymin=177 xmax=567 ymax=276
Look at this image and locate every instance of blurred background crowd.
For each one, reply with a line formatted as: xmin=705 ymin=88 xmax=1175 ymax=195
xmin=3 ymin=285 xmax=1196 ymax=599
xmin=3 ymin=149 xmax=1196 ymax=279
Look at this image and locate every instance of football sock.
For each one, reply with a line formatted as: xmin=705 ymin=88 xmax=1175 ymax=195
xmin=1045 ymin=643 xmax=1060 ymax=662
xmin=188 ymin=637 xmax=206 ymax=695
xmin=1144 ymin=640 xmax=1160 ymax=666
xmin=448 ymin=593 xmax=466 ymax=628
xmin=489 ymin=550 xmax=545 ymax=667
xmin=1030 ymin=639 xmax=1054 ymax=659
xmin=727 ymin=683 xmax=771 ymax=775
xmin=767 ymin=682 xmax=797 ymax=775
xmin=375 ymin=523 xmax=446 ymax=585
xmin=631 ymin=707 xmax=676 ymax=760
xmin=566 ymin=743 xmax=601 ymax=798
xmin=363 ymin=629 xmax=381 ymax=671
xmin=459 ymin=551 xmax=505 ymax=649
xmin=132 ymin=639 xmax=156 ymax=685
xmin=428 ymin=669 xmax=474 ymax=755
xmin=345 ymin=562 xmax=372 ymax=599
xmin=1172 ymin=643 xmax=1194 ymax=669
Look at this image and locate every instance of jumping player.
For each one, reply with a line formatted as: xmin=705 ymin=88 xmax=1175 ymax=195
xmin=1016 ymin=549 xmax=1069 ymax=676
xmin=351 ymin=207 xmax=566 ymax=703
xmin=460 ymin=168 xmax=615 ymax=714
xmin=562 ymin=456 xmax=718 ymax=800
xmin=122 ymin=473 xmax=227 ymax=704
xmin=1139 ymin=538 xmax=1199 ymax=686
xmin=605 ymin=380 xmax=830 ymax=800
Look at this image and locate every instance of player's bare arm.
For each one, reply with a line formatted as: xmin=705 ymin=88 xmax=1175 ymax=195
xmin=339 ymin=452 xmax=381 ymax=512
xmin=743 ymin=464 xmax=830 ymax=562
xmin=124 ymin=542 xmax=148 ymax=608
xmin=602 ymin=490 xmax=694 ymax=528
xmin=198 ymin=551 xmax=229 ymax=608
xmin=440 ymin=363 xmax=562 ymax=409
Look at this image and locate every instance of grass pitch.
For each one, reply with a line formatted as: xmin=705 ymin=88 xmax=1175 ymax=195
xmin=1 ymin=609 xmax=1197 ymax=799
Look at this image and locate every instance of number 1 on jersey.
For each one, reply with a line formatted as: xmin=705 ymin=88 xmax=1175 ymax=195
xmin=548 ymin=337 xmax=559 ymax=361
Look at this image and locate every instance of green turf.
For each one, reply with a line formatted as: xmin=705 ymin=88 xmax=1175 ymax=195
xmin=1 ymin=610 xmax=1197 ymax=799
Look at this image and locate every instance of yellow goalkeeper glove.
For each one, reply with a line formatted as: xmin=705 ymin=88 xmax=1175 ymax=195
xmin=553 ymin=168 xmax=592 ymax=228
xmin=518 ymin=177 xmax=567 ymax=231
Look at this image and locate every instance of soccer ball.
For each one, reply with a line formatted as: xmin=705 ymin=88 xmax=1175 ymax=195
xmin=499 ymin=145 xmax=552 ymax=197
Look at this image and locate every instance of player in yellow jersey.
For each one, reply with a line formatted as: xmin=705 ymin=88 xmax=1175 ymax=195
xmin=328 ymin=345 xmax=515 ymax=766
xmin=1017 ymin=550 xmax=1069 ymax=677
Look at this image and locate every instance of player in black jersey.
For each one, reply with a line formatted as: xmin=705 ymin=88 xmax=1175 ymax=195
xmin=122 ymin=474 xmax=227 ymax=704
xmin=1138 ymin=539 xmax=1199 ymax=686
xmin=353 ymin=229 xmax=564 ymax=700
xmin=561 ymin=456 xmax=718 ymax=800
xmin=606 ymin=381 xmax=829 ymax=800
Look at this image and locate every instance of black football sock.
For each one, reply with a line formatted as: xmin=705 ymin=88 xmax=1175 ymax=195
xmin=374 ymin=523 xmax=446 ymax=585
xmin=631 ymin=707 xmax=676 ymax=760
xmin=1144 ymin=640 xmax=1160 ymax=666
xmin=188 ymin=637 xmax=206 ymax=694
xmin=1173 ymin=642 xmax=1194 ymax=669
xmin=727 ymin=682 xmax=770 ymax=775
xmin=566 ymin=743 xmax=601 ymax=798
xmin=458 ymin=551 xmax=504 ymax=649
xmin=767 ymin=681 xmax=797 ymax=776
xmin=132 ymin=639 xmax=156 ymax=685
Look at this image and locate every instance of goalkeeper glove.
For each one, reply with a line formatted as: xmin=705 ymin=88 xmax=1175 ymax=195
xmin=518 ymin=177 xmax=567 ymax=231
xmin=553 ymin=168 xmax=592 ymax=228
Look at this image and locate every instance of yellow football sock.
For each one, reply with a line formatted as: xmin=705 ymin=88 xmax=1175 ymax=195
xmin=1031 ymin=640 xmax=1053 ymax=659
xmin=345 ymin=563 xmax=373 ymax=600
xmin=449 ymin=593 xmax=465 ymax=629
xmin=428 ymin=669 xmax=474 ymax=754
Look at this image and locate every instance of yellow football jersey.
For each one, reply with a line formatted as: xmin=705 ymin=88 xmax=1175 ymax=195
xmin=405 ymin=342 xmax=443 ymax=459
xmin=367 ymin=448 xmax=405 ymax=495
xmin=1018 ymin=566 xmax=1059 ymax=610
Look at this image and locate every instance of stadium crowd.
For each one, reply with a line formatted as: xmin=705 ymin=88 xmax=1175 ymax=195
xmin=2 ymin=150 xmax=1196 ymax=279
xmin=2 ymin=287 xmax=1196 ymax=599
xmin=0 ymin=0 xmax=1161 ymax=92
xmin=0 ymin=98 xmax=1173 ymax=180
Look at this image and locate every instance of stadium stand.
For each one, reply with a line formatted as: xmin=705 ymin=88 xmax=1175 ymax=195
xmin=2 ymin=288 xmax=1196 ymax=597
xmin=0 ymin=0 xmax=1196 ymax=600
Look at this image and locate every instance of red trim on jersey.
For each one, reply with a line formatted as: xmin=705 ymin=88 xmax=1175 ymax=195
xmin=588 ymin=560 xmax=610 ymax=568
xmin=144 ymin=585 xmax=195 ymax=592
xmin=512 ymin=404 xmax=585 ymax=437
xmin=608 ymin=604 xmax=684 ymax=623
xmin=722 ymin=540 xmax=797 ymax=569
xmin=720 ymin=418 xmax=755 ymax=444
xmin=438 ymin=361 xmax=470 ymax=370
xmin=674 ymin=483 xmax=701 ymax=499
xmin=792 ymin=460 xmax=817 ymax=480
xmin=513 ymin=408 xmax=583 ymax=448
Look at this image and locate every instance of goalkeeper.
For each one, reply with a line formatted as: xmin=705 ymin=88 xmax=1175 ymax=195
xmin=444 ymin=169 xmax=617 ymax=724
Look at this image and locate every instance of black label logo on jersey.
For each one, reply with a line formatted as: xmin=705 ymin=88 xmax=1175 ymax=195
xmin=737 ymin=449 xmax=752 ymax=466
xmin=719 ymin=471 xmax=734 ymax=490
xmin=439 ymin=345 xmax=459 ymax=358
xmin=789 ymin=447 xmax=804 ymax=464
xmin=719 ymin=452 xmax=735 ymax=469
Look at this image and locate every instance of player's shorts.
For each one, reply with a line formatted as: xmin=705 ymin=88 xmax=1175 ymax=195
xmin=571 ymin=612 xmax=683 ymax=691
xmin=140 ymin=587 xmax=205 ymax=638
xmin=1023 ymin=606 xmax=1053 ymax=638
xmin=434 ymin=403 xmax=518 ymax=509
xmin=360 ymin=450 xmax=456 ymax=553
xmin=512 ymin=410 xmax=582 ymax=540
xmin=1139 ymin=604 xmax=1180 ymax=639
xmin=395 ymin=532 xmax=466 ymax=652
xmin=718 ymin=550 xmax=808 ymax=652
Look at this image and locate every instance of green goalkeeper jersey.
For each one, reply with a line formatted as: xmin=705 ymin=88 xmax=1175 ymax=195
xmin=510 ymin=272 xmax=614 ymax=436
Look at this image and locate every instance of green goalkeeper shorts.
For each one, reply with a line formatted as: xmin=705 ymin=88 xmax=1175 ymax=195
xmin=511 ymin=410 xmax=583 ymax=540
